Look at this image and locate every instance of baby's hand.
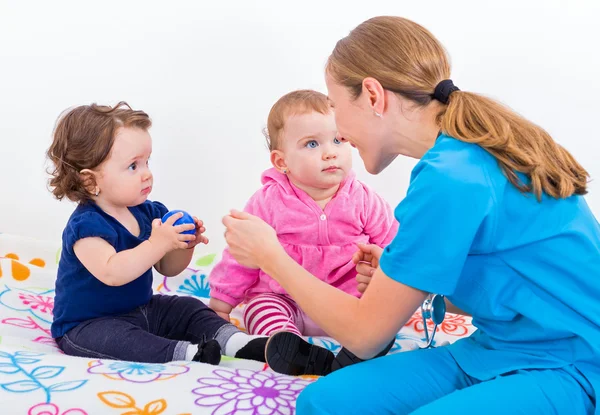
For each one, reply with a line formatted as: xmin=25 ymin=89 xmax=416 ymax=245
xmin=186 ymin=217 xmax=209 ymax=249
xmin=148 ymin=212 xmax=196 ymax=254
xmin=353 ymin=243 xmax=383 ymax=294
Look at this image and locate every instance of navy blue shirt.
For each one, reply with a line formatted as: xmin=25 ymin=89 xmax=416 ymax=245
xmin=51 ymin=200 xmax=168 ymax=338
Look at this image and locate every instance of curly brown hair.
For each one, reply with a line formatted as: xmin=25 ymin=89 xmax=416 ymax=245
xmin=47 ymin=101 xmax=152 ymax=203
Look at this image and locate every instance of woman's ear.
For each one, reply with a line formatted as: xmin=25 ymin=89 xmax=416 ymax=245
xmin=362 ymin=77 xmax=386 ymax=116
xmin=270 ymin=150 xmax=289 ymax=174
xmin=79 ymin=169 xmax=99 ymax=196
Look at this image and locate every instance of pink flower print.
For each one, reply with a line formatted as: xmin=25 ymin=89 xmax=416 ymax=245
xmin=1 ymin=316 xmax=59 ymax=350
xmin=33 ymin=336 xmax=62 ymax=351
xmin=2 ymin=316 xmax=51 ymax=335
xmin=28 ymin=402 xmax=88 ymax=415
xmin=18 ymin=293 xmax=54 ymax=314
xmin=0 ymin=287 xmax=54 ymax=324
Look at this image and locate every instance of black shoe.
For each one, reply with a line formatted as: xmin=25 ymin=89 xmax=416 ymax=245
xmin=234 ymin=337 xmax=267 ymax=362
xmin=330 ymin=338 xmax=395 ymax=372
xmin=265 ymin=331 xmax=335 ymax=376
xmin=192 ymin=335 xmax=222 ymax=365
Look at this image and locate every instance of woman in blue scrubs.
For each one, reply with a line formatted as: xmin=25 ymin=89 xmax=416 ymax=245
xmin=223 ymin=16 xmax=600 ymax=414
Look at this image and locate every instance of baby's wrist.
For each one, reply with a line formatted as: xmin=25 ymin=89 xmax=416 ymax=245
xmin=145 ymin=238 xmax=168 ymax=257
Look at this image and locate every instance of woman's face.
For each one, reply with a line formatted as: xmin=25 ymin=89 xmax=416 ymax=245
xmin=325 ymin=73 xmax=398 ymax=174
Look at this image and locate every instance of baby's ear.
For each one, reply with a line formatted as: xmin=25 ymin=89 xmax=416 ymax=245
xmin=270 ymin=150 xmax=288 ymax=173
xmin=79 ymin=169 xmax=98 ymax=195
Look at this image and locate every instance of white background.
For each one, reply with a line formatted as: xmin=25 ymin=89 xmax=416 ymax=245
xmin=1 ymin=0 xmax=599 ymax=247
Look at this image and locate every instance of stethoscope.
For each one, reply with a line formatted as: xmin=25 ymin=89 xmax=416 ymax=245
xmin=420 ymin=294 xmax=446 ymax=348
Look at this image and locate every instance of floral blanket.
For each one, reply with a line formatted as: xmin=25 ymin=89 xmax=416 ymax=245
xmin=0 ymin=232 xmax=475 ymax=415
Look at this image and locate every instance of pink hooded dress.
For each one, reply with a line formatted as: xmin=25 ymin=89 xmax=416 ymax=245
xmin=210 ymin=168 xmax=398 ymax=336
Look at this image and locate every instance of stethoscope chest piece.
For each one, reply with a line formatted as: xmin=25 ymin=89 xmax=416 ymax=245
xmin=421 ymin=294 xmax=446 ymax=348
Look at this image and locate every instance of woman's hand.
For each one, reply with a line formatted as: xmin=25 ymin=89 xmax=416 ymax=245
xmin=222 ymin=210 xmax=283 ymax=269
xmin=353 ymin=243 xmax=383 ymax=294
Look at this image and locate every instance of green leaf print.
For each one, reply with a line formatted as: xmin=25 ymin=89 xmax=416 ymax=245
xmin=195 ymin=254 xmax=216 ymax=267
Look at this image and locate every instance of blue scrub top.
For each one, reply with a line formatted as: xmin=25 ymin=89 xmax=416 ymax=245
xmin=380 ymin=135 xmax=600 ymax=405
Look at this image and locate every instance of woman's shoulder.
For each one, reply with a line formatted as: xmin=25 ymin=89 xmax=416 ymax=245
xmin=413 ymin=134 xmax=499 ymax=188
xmin=425 ymin=134 xmax=493 ymax=166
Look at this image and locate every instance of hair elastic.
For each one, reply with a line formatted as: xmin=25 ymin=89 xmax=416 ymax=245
xmin=432 ymin=79 xmax=459 ymax=104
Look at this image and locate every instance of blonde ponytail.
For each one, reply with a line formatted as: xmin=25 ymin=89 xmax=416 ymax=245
xmin=442 ymin=91 xmax=588 ymax=199
xmin=327 ymin=16 xmax=589 ymax=200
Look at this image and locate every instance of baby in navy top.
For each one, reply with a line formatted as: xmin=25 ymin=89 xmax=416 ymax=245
xmin=47 ymin=101 xmax=267 ymax=364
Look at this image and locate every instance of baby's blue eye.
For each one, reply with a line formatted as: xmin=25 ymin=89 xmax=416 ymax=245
xmin=128 ymin=163 xmax=137 ymax=171
xmin=306 ymin=140 xmax=319 ymax=149
xmin=333 ymin=137 xmax=342 ymax=144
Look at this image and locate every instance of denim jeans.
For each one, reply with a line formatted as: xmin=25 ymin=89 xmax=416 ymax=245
xmin=56 ymin=294 xmax=229 ymax=363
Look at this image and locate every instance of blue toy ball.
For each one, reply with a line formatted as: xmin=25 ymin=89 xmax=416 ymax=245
xmin=161 ymin=210 xmax=196 ymax=235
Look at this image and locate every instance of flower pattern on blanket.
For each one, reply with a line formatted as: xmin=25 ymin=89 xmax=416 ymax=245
xmin=193 ymin=369 xmax=312 ymax=415
xmin=177 ymin=274 xmax=211 ymax=298
xmin=97 ymin=391 xmax=188 ymax=415
xmin=88 ymin=360 xmax=190 ymax=383
xmin=0 ymin=286 xmax=55 ymax=324
xmin=158 ymin=272 xmax=212 ymax=298
xmin=0 ymin=253 xmax=47 ymax=282
xmin=28 ymin=402 xmax=88 ymax=415
xmin=19 ymin=292 xmax=54 ymax=314
xmin=0 ymin=351 xmax=87 ymax=403
xmin=0 ymin=234 xmax=475 ymax=414
xmin=405 ymin=311 xmax=471 ymax=337
xmin=156 ymin=253 xmax=216 ymax=296
xmin=1 ymin=316 xmax=58 ymax=349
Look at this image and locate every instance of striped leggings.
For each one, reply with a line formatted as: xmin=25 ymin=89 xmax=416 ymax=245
xmin=243 ymin=293 xmax=327 ymax=337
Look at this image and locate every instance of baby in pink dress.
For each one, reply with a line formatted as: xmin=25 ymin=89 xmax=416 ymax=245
xmin=209 ymin=90 xmax=398 ymax=338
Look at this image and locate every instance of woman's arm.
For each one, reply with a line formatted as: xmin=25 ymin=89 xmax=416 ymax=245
xmin=354 ymin=244 xmax=472 ymax=317
xmin=223 ymin=210 xmax=427 ymax=358
xmin=264 ymin=252 xmax=427 ymax=358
